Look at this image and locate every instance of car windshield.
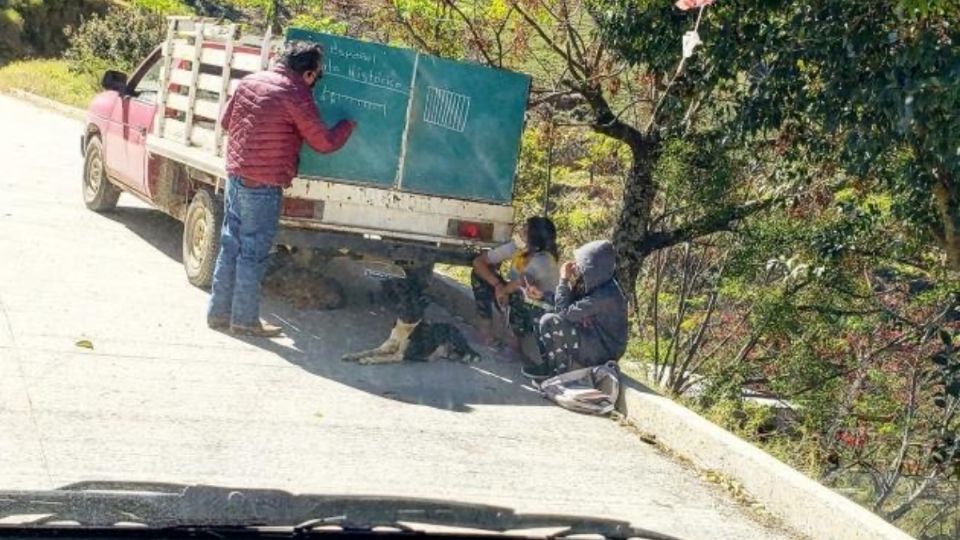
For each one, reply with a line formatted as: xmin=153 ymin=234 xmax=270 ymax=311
xmin=1 ymin=3 xmax=958 ymax=540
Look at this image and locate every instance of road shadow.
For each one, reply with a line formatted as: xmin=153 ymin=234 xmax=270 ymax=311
xmin=244 ymin=296 xmax=547 ymax=413
xmin=102 ymin=204 xmax=548 ymax=412
xmin=102 ymin=206 xmax=184 ymax=263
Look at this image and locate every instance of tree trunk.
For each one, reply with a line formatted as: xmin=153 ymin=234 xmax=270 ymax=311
xmin=612 ymin=142 xmax=658 ymax=296
xmin=932 ymin=172 xmax=960 ymax=271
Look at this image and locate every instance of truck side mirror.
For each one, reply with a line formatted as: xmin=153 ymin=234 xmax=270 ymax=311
xmin=101 ymin=70 xmax=129 ymax=94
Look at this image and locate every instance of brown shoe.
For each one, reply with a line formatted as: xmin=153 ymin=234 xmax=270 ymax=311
xmin=207 ymin=316 xmax=230 ymax=331
xmin=230 ymin=320 xmax=284 ymax=338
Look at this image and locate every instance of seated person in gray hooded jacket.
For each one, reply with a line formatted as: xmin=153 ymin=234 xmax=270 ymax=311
xmin=525 ymin=240 xmax=628 ymax=378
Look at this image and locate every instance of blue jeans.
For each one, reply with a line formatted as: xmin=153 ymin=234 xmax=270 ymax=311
xmin=207 ymin=176 xmax=282 ymax=327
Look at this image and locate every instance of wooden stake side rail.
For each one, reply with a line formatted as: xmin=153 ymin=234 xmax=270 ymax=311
xmin=154 ymin=17 xmax=268 ymax=156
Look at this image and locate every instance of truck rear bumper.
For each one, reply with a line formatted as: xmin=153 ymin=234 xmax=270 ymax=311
xmin=275 ymin=225 xmax=479 ymax=266
xmin=285 ymin=178 xmax=513 ymax=245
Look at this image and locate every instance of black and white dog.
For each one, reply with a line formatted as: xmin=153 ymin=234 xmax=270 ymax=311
xmin=341 ymin=276 xmax=482 ymax=365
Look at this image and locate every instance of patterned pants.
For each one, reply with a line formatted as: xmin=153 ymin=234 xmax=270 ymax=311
xmin=538 ymin=313 xmax=581 ymax=373
xmin=470 ymin=269 xmax=542 ymax=337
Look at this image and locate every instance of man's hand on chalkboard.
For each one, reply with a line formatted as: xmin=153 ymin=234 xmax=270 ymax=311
xmin=293 ymin=101 xmax=354 ymax=154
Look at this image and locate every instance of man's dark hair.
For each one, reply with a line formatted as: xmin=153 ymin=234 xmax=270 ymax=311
xmin=525 ymin=216 xmax=558 ymax=259
xmin=281 ymin=41 xmax=323 ymax=75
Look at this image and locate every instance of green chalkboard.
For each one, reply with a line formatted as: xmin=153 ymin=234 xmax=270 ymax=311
xmin=289 ymin=29 xmax=415 ymax=187
xmin=286 ymin=28 xmax=531 ymax=203
xmin=399 ymin=55 xmax=530 ymax=202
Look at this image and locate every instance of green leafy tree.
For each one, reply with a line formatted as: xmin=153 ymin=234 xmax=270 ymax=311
xmin=593 ymin=0 xmax=960 ymax=276
xmin=0 ymin=0 xmax=108 ymax=59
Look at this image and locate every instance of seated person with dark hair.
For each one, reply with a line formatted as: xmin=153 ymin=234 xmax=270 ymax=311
xmin=471 ymin=216 xmax=559 ymax=362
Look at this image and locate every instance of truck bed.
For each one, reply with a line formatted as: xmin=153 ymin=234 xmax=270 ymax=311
xmin=147 ymin=136 xmax=513 ymax=248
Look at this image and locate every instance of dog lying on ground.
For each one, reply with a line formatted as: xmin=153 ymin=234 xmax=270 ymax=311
xmin=342 ymin=277 xmax=481 ymax=365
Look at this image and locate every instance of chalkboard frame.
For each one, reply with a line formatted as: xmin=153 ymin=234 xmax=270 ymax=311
xmin=286 ymin=28 xmax=531 ymax=206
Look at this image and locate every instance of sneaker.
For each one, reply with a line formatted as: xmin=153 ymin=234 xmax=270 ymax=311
xmin=207 ymin=316 xmax=230 ymax=331
xmin=521 ymin=362 xmax=555 ymax=380
xmin=230 ymin=320 xmax=284 ymax=338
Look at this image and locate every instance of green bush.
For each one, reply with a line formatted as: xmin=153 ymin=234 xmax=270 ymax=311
xmin=130 ymin=0 xmax=193 ymax=14
xmin=0 ymin=0 xmax=109 ymax=60
xmin=289 ymin=13 xmax=348 ymax=35
xmin=64 ymin=6 xmax=167 ymax=77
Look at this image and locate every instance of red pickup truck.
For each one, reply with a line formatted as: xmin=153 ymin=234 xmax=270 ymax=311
xmin=80 ymin=18 xmax=519 ymax=287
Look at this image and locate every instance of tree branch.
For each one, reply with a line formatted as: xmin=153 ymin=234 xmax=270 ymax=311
xmin=528 ymin=88 xmax=584 ymax=108
xmin=386 ymin=1 xmax=440 ymax=55
xmin=568 ymin=80 xmax=646 ymax=147
xmin=676 ymin=267 xmax=723 ymax=393
xmin=642 ymin=195 xmax=786 ymax=253
xmin=874 ymin=367 xmax=920 ymax=513
xmin=915 ymin=502 xmax=954 ymax=539
xmin=511 ymin=1 xmax=587 ymax=79
xmin=492 ymin=5 xmax=517 ymax=66
xmin=886 ymin=467 xmax=940 ymax=522
xmin=441 ymin=0 xmax=497 ymax=67
xmin=558 ymin=0 xmax=590 ymax=73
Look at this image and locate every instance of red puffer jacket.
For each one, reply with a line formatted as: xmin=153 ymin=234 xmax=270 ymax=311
xmin=221 ymin=66 xmax=354 ymax=187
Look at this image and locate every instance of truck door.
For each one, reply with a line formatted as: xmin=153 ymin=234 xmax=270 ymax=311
xmin=119 ymin=53 xmax=162 ymax=194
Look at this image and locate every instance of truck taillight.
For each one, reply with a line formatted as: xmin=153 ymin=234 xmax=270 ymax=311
xmin=448 ymin=219 xmax=493 ymax=241
xmin=283 ymin=199 xmax=324 ymax=220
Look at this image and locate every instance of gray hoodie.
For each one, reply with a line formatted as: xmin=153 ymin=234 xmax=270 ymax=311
xmin=554 ymin=240 xmax=629 ymax=365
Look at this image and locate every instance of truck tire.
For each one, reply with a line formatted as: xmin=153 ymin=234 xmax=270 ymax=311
xmin=183 ymin=189 xmax=223 ymax=289
xmin=82 ymin=137 xmax=121 ymax=212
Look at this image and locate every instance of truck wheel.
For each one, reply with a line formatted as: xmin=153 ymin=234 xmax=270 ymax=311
xmin=183 ymin=189 xmax=223 ymax=289
xmin=82 ymin=137 xmax=121 ymax=212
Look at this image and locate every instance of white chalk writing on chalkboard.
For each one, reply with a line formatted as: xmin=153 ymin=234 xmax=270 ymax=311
xmin=328 ymin=42 xmax=378 ymax=65
xmin=423 ymin=86 xmax=470 ymax=133
xmin=323 ymin=68 xmax=407 ymax=94
xmin=320 ymin=88 xmax=387 ymax=116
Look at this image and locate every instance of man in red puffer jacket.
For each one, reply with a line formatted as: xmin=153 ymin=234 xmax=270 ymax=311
xmin=208 ymin=41 xmax=356 ymax=337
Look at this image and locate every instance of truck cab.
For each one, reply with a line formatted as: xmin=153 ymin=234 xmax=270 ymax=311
xmin=81 ymin=18 xmax=528 ymax=287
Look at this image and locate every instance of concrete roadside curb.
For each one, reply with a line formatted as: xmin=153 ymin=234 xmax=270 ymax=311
xmin=4 ymin=89 xmax=86 ymax=120
xmin=430 ymin=273 xmax=916 ymax=540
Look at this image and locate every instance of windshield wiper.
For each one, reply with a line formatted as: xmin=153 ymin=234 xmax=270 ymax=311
xmin=0 ymin=483 xmax=679 ymax=540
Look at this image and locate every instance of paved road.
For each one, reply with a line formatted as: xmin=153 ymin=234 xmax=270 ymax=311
xmin=0 ymin=94 xmax=793 ymax=540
